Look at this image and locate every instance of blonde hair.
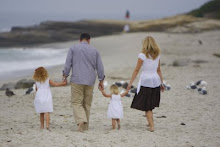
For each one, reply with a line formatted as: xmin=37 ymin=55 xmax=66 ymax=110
xmin=110 ymin=84 xmax=119 ymax=95
xmin=142 ymin=36 xmax=160 ymax=60
xmin=33 ymin=67 xmax=48 ymax=83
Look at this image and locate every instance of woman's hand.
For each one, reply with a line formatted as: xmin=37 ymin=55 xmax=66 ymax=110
xmin=127 ymin=83 xmax=132 ymax=91
xmin=160 ymin=84 xmax=165 ymax=92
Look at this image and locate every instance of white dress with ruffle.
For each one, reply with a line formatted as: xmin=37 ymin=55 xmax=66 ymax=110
xmin=107 ymin=94 xmax=123 ymax=119
xmin=34 ymin=78 xmax=53 ymax=113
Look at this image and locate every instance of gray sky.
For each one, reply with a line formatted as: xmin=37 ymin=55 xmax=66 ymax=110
xmin=0 ymin=0 xmax=209 ymax=14
xmin=0 ymin=0 xmax=210 ymax=29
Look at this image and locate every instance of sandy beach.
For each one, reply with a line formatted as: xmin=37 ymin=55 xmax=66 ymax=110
xmin=0 ymin=30 xmax=220 ymax=146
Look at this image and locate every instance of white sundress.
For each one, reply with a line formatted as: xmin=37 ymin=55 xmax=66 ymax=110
xmin=107 ymin=94 xmax=123 ymax=119
xmin=34 ymin=78 xmax=53 ymax=113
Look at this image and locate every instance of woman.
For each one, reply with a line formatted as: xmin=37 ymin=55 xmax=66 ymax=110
xmin=127 ymin=36 xmax=164 ymax=132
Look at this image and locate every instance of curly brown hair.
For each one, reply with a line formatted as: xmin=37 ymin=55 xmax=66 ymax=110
xmin=33 ymin=67 xmax=48 ymax=82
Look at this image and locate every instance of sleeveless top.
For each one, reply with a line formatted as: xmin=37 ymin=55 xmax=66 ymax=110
xmin=137 ymin=53 xmax=161 ymax=94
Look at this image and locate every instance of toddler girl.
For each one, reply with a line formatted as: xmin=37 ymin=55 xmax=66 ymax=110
xmin=33 ymin=67 xmax=66 ymax=130
xmin=100 ymin=84 xmax=128 ymax=130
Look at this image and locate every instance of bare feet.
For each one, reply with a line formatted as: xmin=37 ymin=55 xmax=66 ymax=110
xmin=78 ymin=122 xmax=84 ymax=132
xmin=148 ymin=127 xmax=154 ymax=132
xmin=117 ymin=123 xmax=121 ymax=130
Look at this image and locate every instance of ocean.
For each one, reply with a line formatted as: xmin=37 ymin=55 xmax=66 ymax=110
xmin=0 ymin=48 xmax=68 ymax=81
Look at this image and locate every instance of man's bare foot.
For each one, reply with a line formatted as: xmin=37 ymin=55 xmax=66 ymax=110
xmin=78 ymin=123 xmax=84 ymax=132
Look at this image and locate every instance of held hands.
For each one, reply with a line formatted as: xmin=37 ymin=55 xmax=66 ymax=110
xmin=98 ymin=86 xmax=103 ymax=91
xmin=62 ymin=79 xmax=67 ymax=86
xmin=98 ymin=81 xmax=104 ymax=91
xmin=62 ymin=76 xmax=67 ymax=86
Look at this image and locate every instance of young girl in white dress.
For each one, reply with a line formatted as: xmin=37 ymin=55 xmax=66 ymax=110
xmin=100 ymin=84 xmax=128 ymax=130
xmin=33 ymin=67 xmax=66 ymax=130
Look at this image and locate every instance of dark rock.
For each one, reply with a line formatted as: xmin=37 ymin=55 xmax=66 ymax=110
xmin=130 ymin=88 xmax=137 ymax=93
xmin=122 ymin=82 xmax=134 ymax=89
xmin=198 ymin=40 xmax=203 ymax=45
xmin=181 ymin=123 xmax=186 ymax=125
xmin=190 ymin=85 xmax=197 ymax=89
xmin=195 ymin=80 xmax=207 ymax=86
xmin=0 ymin=82 xmax=16 ymax=90
xmin=122 ymin=82 xmax=128 ymax=89
xmin=0 ymin=20 xmax=124 ymax=47
xmin=161 ymin=63 xmax=166 ymax=66
xmin=192 ymin=60 xmax=208 ymax=64
xmin=197 ymin=88 xmax=202 ymax=92
xmin=115 ymin=82 xmax=122 ymax=87
xmin=5 ymin=88 xmax=15 ymax=97
xmin=195 ymin=80 xmax=202 ymax=85
xmin=25 ymin=87 xmax=34 ymax=94
xmin=156 ymin=115 xmax=167 ymax=118
xmin=213 ymin=53 xmax=220 ymax=58
xmin=15 ymin=79 xmax=35 ymax=89
xmin=199 ymin=90 xmax=207 ymax=95
xmin=165 ymin=85 xmax=171 ymax=91
xmin=172 ymin=59 xmax=189 ymax=67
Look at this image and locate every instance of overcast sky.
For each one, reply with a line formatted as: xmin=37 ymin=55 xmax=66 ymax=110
xmin=0 ymin=0 xmax=210 ymax=29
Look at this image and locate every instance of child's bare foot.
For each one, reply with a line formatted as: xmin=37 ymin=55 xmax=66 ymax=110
xmin=112 ymin=125 xmax=116 ymax=130
xmin=78 ymin=123 xmax=84 ymax=132
xmin=117 ymin=123 xmax=121 ymax=130
xmin=148 ymin=127 xmax=154 ymax=132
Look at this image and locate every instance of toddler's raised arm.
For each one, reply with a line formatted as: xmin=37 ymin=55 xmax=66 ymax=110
xmin=120 ymin=90 xmax=129 ymax=97
xmin=99 ymin=88 xmax=111 ymax=98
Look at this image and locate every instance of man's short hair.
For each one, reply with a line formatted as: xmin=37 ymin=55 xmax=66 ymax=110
xmin=80 ymin=33 xmax=90 ymax=41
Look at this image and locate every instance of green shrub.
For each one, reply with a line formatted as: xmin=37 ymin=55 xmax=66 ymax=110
xmin=188 ymin=0 xmax=220 ymax=19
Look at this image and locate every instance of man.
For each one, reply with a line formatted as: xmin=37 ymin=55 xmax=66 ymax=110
xmin=63 ymin=33 xmax=105 ymax=132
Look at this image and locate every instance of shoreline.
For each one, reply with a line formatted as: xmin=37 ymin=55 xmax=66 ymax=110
xmin=1 ymin=30 xmax=220 ymax=85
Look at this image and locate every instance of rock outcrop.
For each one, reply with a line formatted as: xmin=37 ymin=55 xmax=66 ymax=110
xmin=14 ymin=79 xmax=35 ymax=89
xmin=0 ymin=15 xmax=220 ymax=47
xmin=0 ymin=20 xmax=125 ymax=47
